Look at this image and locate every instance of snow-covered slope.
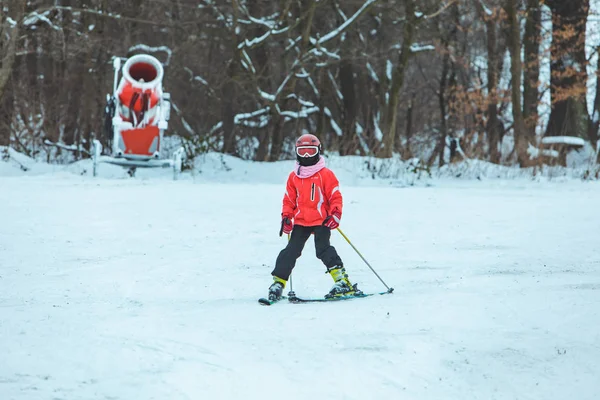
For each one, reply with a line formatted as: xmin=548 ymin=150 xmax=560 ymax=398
xmin=0 ymin=159 xmax=599 ymax=399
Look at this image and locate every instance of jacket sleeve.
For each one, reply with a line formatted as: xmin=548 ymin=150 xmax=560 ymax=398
xmin=282 ymin=173 xmax=297 ymax=218
xmin=326 ymin=170 xmax=343 ymax=216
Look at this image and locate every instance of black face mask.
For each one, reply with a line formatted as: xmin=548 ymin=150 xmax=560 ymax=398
xmin=297 ymin=153 xmax=320 ymax=166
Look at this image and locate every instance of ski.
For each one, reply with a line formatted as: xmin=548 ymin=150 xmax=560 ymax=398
xmin=288 ymin=288 xmax=393 ymax=303
xmin=258 ymin=296 xmax=287 ymax=306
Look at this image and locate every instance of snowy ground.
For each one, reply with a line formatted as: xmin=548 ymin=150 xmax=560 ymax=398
xmin=1 ymin=159 xmax=600 ymax=400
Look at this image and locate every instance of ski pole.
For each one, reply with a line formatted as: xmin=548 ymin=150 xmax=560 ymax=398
xmin=336 ymin=228 xmax=393 ymax=293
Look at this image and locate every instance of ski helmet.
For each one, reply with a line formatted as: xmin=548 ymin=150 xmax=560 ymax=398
xmin=295 ymin=133 xmax=322 ymax=166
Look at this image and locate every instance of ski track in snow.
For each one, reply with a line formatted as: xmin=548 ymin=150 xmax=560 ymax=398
xmin=1 ymin=173 xmax=599 ymax=399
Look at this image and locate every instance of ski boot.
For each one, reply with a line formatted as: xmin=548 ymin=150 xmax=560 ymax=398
xmin=268 ymin=276 xmax=286 ymax=301
xmin=325 ymin=266 xmax=362 ymax=298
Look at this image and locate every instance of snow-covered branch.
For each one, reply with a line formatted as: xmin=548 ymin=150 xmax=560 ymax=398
xmin=183 ymin=67 xmax=216 ymax=97
xmin=128 ymin=45 xmax=172 ymax=65
xmin=280 ymin=106 xmax=320 ymax=119
xmin=366 ymin=63 xmax=380 ymax=83
xmin=23 ymin=11 xmax=61 ymax=30
xmin=286 ymin=94 xmax=316 ymax=108
xmin=422 ymin=0 xmax=458 ymax=20
xmin=240 ymin=50 xmax=257 ymax=74
xmin=308 ymin=46 xmax=341 ymax=60
xmin=43 ymin=139 xmax=90 ymax=155
xmin=324 ymin=107 xmax=343 ymax=136
xmin=238 ymin=30 xmax=271 ymax=49
xmin=235 ymin=107 xmax=270 ymax=122
xmin=410 ymin=44 xmax=436 ymax=53
xmin=318 ymin=0 xmax=380 ymax=44
xmin=23 ymin=6 xmax=181 ymax=28
xmin=477 ymin=0 xmax=494 ymax=16
xmin=236 ymin=5 xmax=299 ymax=51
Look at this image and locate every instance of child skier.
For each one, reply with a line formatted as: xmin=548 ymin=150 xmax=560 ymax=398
xmin=268 ymin=133 xmax=362 ymax=301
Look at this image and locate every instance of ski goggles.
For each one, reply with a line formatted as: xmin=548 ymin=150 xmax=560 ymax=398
xmin=296 ymin=146 xmax=319 ymax=157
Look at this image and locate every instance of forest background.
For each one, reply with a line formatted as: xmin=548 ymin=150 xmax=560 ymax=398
xmin=1 ymin=0 xmax=599 ymax=171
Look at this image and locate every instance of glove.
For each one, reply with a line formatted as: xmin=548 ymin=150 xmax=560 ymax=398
xmin=279 ymin=215 xmax=293 ymax=236
xmin=323 ymin=208 xmax=341 ymax=230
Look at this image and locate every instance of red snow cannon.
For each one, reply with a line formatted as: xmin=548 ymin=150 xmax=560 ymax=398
xmin=93 ymin=54 xmax=183 ymax=178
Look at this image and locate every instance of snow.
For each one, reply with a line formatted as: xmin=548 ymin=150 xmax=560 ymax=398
xmin=327 ymin=71 xmax=344 ymax=101
xmin=1 ymin=153 xmax=600 ymax=399
xmin=181 ymin=117 xmax=195 ymax=135
xmin=366 ymin=62 xmax=380 ymax=83
xmin=386 ymin=59 xmax=393 ymax=81
xmin=541 ymin=136 xmax=586 ymax=147
xmin=241 ymin=50 xmax=257 ymax=74
xmin=235 ymin=107 xmax=270 ymax=127
xmin=23 ymin=11 xmax=60 ymax=30
xmin=305 ymin=73 xmax=320 ymax=97
xmin=238 ymin=31 xmax=271 ymax=49
xmin=280 ymin=106 xmax=319 ymax=119
xmin=478 ymin=0 xmax=493 ymax=16
xmin=259 ymin=89 xmax=275 ymax=102
xmin=245 ymin=14 xmax=277 ymax=30
xmin=309 ymin=46 xmax=341 ymax=60
xmin=208 ymin=121 xmax=223 ymax=135
xmin=374 ymin=113 xmax=384 ymax=141
xmin=527 ymin=144 xmax=559 ymax=159
xmin=286 ymin=94 xmax=315 ymax=108
xmin=324 ymin=107 xmax=343 ymax=136
xmin=193 ymin=75 xmax=209 ymax=86
xmin=128 ymin=44 xmax=172 ymax=66
xmin=330 ymin=118 xmax=343 ymax=136
xmin=355 ymin=122 xmax=370 ymax=153
xmin=410 ymin=44 xmax=436 ymax=53
xmin=318 ymin=0 xmax=377 ymax=44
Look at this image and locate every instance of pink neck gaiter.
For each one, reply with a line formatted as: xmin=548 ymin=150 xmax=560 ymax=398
xmin=294 ymin=157 xmax=326 ymax=178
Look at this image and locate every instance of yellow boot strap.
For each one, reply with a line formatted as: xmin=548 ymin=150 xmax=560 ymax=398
xmin=273 ymin=276 xmax=287 ymax=288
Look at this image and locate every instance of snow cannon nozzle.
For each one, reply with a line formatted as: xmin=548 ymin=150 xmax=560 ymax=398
xmin=122 ymin=54 xmax=164 ymax=91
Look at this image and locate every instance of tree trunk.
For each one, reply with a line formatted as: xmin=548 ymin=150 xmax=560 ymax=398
xmin=545 ymin=0 xmax=589 ymax=139
xmin=506 ymin=0 xmax=531 ymax=167
xmin=221 ymin=59 xmax=239 ymax=155
xmin=405 ymin=92 xmax=415 ymax=158
xmin=268 ymin=0 xmax=317 ymax=161
xmin=0 ymin=0 xmax=26 ymax=146
xmin=590 ymin=45 xmax=600 ymax=148
xmin=475 ymin=2 xmax=502 ymax=163
xmin=523 ymin=0 xmax=541 ymax=138
xmin=339 ymin=59 xmax=357 ymax=155
xmin=221 ymin=1 xmax=241 ymax=156
xmin=249 ymin=0 xmax=275 ymax=162
xmin=380 ymin=0 xmax=416 ymax=158
xmin=428 ymin=0 xmax=460 ymax=167
xmin=438 ymin=50 xmax=450 ymax=164
xmin=485 ymin=19 xmax=501 ymax=164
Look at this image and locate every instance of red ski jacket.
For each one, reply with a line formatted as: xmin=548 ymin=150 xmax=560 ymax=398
xmin=282 ymin=168 xmax=343 ymax=227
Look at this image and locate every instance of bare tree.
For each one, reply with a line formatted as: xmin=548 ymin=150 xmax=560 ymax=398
xmin=505 ymin=0 xmax=531 ymax=166
xmin=1 ymin=0 xmax=598 ymax=168
xmin=545 ymin=0 xmax=590 ymax=139
xmin=0 ymin=0 xmax=26 ymax=146
xmin=523 ymin=0 xmax=541 ymax=138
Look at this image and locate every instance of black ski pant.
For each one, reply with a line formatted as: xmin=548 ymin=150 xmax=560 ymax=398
xmin=272 ymin=225 xmax=343 ymax=281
